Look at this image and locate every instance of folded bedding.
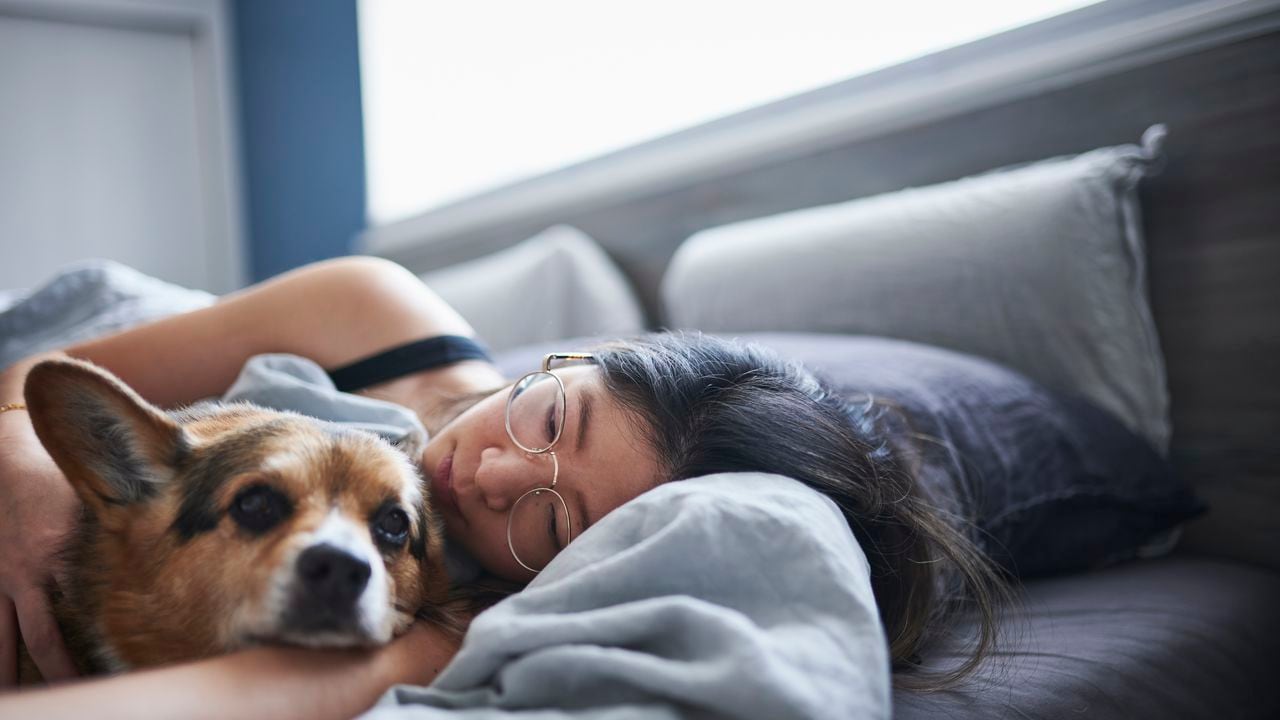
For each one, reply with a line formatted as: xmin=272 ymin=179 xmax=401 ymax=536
xmin=367 ymin=472 xmax=890 ymax=720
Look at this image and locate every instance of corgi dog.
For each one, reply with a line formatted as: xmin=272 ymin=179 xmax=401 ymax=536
xmin=16 ymin=358 xmax=457 ymax=682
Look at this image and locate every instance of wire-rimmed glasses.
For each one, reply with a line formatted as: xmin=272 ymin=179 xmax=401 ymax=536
xmin=504 ymin=352 xmax=593 ymax=573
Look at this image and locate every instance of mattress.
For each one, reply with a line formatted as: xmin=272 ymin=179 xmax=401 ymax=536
xmin=894 ymin=555 xmax=1280 ymax=719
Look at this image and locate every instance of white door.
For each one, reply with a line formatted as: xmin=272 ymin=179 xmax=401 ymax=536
xmin=0 ymin=0 xmax=243 ymax=293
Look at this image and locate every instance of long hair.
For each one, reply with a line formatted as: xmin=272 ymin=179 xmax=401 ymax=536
xmin=590 ymin=331 xmax=1008 ymax=690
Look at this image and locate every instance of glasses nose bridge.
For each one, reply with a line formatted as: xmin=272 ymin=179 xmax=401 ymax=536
xmin=506 ymin=448 xmax=570 ymax=576
xmin=518 ymin=445 xmax=559 ymax=490
xmin=492 ymin=443 xmax=557 ymax=497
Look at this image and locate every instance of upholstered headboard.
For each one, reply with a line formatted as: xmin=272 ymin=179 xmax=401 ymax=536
xmin=367 ymin=5 xmax=1280 ymax=561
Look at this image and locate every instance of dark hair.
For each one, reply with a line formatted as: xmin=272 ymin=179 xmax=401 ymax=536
xmin=591 ymin=331 xmax=1007 ymax=690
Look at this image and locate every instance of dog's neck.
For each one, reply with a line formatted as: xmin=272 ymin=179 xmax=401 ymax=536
xmin=49 ymin=509 xmax=127 ymax=676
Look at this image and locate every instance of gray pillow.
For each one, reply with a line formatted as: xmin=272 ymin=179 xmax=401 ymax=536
xmin=732 ymin=333 xmax=1203 ymax=577
xmin=421 ymin=225 xmax=644 ymax=351
xmin=662 ymin=127 xmax=1170 ymax=452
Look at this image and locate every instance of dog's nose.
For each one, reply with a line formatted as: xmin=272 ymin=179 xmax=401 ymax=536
xmin=297 ymin=544 xmax=371 ymax=608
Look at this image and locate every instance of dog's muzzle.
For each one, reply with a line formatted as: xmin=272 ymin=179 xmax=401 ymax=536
xmin=285 ymin=543 xmax=372 ymax=633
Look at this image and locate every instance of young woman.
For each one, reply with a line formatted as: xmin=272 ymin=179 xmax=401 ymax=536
xmin=0 ymin=256 xmax=1003 ymax=718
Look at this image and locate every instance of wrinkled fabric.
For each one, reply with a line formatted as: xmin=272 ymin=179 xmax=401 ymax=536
xmin=662 ymin=128 xmax=1169 ymax=452
xmin=222 ymin=353 xmax=429 ymax=459
xmin=0 ymin=259 xmax=214 ymax=370
xmin=365 ymin=472 xmax=890 ymax=720
xmin=895 ymin=556 xmax=1280 ymax=720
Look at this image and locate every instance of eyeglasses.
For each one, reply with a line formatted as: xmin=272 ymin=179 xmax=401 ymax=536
xmin=504 ymin=352 xmax=594 ymax=574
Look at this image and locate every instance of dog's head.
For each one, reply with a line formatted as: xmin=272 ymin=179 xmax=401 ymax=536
xmin=24 ymin=358 xmax=450 ymax=671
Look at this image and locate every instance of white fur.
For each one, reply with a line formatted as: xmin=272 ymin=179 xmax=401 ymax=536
xmin=230 ymin=509 xmax=396 ymax=647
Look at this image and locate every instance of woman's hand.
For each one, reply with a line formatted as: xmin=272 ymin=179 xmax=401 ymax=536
xmin=376 ymin=621 xmax=464 ymax=688
xmin=0 ymin=406 xmax=80 ymax=686
xmin=0 ymin=620 xmax=463 ymax=720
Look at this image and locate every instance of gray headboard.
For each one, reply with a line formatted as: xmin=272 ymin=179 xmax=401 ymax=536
xmin=367 ymin=4 xmax=1280 ymax=554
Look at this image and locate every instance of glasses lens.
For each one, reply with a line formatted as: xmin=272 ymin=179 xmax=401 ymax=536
xmin=507 ymin=372 xmax=566 ymax=453
xmin=508 ymin=488 xmax=571 ymax=572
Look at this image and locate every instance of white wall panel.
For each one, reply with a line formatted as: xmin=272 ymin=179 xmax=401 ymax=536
xmin=0 ymin=0 xmax=243 ymax=293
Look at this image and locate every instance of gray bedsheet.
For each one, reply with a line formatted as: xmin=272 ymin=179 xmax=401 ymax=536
xmin=896 ymin=555 xmax=1280 ymax=719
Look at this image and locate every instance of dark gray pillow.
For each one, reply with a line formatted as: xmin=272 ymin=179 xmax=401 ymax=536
xmin=761 ymin=333 xmax=1206 ymax=575
xmin=493 ymin=332 xmax=1205 ymax=578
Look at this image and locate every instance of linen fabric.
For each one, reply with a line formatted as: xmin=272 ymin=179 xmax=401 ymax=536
xmin=661 ymin=127 xmax=1171 ymax=452
xmin=0 ymin=258 xmax=213 ymax=371
xmin=420 ymin=225 xmax=645 ymax=352
xmin=366 ymin=472 xmax=890 ymax=720
xmin=895 ymin=555 xmax=1280 ymax=720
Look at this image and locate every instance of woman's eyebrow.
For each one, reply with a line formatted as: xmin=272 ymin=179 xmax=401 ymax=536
xmin=575 ymin=389 xmax=592 ymax=453
xmin=575 ymin=389 xmax=594 ymax=532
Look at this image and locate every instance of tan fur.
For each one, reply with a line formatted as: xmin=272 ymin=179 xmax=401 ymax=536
xmin=16 ymin=359 xmax=459 ymax=682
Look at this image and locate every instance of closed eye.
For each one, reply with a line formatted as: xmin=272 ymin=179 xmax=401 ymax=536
xmin=547 ymin=500 xmax=560 ymax=549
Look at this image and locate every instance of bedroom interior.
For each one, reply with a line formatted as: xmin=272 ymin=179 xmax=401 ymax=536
xmin=1 ymin=0 xmax=1277 ymax=717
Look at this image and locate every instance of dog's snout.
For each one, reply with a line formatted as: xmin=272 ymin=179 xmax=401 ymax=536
xmin=297 ymin=544 xmax=371 ymax=606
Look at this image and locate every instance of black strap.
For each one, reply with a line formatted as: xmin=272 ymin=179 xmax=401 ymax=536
xmin=328 ymin=335 xmax=495 ymax=393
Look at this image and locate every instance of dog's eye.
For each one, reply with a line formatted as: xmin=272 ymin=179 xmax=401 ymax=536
xmin=230 ymin=484 xmax=291 ymax=534
xmin=373 ymin=507 xmax=410 ymax=547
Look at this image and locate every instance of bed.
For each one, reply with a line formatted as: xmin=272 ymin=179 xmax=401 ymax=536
xmin=358 ymin=10 xmax=1280 ymax=719
xmin=4 ymin=6 xmax=1277 ymax=719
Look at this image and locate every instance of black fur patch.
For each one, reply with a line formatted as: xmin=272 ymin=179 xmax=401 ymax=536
xmin=409 ymin=508 xmax=428 ymax=562
xmin=79 ymin=401 xmax=163 ymax=504
xmin=170 ymin=420 xmax=289 ymax=542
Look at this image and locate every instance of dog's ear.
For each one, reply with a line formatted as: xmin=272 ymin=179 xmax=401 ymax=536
xmin=392 ymin=429 xmax=427 ymax=462
xmin=25 ymin=358 xmax=188 ymax=511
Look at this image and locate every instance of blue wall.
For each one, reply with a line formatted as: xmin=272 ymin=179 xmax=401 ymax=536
xmin=233 ymin=0 xmax=366 ymax=282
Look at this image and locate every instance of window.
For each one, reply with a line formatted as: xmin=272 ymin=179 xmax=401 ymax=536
xmin=359 ymin=0 xmax=1101 ymax=226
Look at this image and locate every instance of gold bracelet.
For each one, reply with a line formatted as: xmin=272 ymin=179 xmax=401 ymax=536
xmin=0 ymin=402 xmax=26 ymax=414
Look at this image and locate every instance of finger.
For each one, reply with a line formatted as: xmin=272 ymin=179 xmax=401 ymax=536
xmin=14 ymin=591 xmax=78 ymax=682
xmin=0 ymin=596 xmax=16 ymax=686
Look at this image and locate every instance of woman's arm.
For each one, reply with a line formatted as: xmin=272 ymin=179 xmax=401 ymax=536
xmin=3 ymin=255 xmax=486 ymax=408
xmin=0 ymin=621 xmax=458 ymax=720
xmin=0 ymin=256 xmax=501 ymax=683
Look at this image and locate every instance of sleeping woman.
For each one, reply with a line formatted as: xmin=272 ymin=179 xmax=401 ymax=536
xmin=0 ymin=257 xmax=1005 ymax=718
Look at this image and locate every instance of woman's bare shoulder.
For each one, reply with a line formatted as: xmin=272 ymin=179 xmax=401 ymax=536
xmin=358 ymin=358 xmax=507 ymax=435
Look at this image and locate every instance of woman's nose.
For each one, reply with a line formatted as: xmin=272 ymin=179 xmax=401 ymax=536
xmin=474 ymin=446 xmax=547 ymax=512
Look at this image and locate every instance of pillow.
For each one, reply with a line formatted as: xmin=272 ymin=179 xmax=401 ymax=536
xmin=420 ymin=225 xmax=645 ymax=351
xmin=661 ymin=127 xmax=1170 ymax=453
xmin=492 ymin=332 xmax=1204 ymax=578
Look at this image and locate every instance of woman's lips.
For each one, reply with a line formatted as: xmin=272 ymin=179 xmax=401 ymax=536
xmin=432 ymin=453 xmax=465 ymax=524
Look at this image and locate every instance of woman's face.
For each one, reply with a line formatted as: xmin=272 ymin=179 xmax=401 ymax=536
xmin=420 ymin=365 xmax=663 ymax=582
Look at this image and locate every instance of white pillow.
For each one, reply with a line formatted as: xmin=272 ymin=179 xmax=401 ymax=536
xmin=422 ymin=225 xmax=645 ymax=352
xmin=662 ymin=127 xmax=1170 ymax=452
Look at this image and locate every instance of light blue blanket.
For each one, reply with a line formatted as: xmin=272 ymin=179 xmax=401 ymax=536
xmin=2 ymin=260 xmax=891 ymax=719
xmin=366 ymin=472 xmax=890 ymax=720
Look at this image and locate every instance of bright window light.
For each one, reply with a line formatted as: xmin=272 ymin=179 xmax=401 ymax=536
xmin=359 ymin=0 xmax=1101 ymax=226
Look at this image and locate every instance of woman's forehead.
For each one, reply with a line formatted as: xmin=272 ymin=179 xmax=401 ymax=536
xmin=549 ymin=363 xmax=599 ymax=382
